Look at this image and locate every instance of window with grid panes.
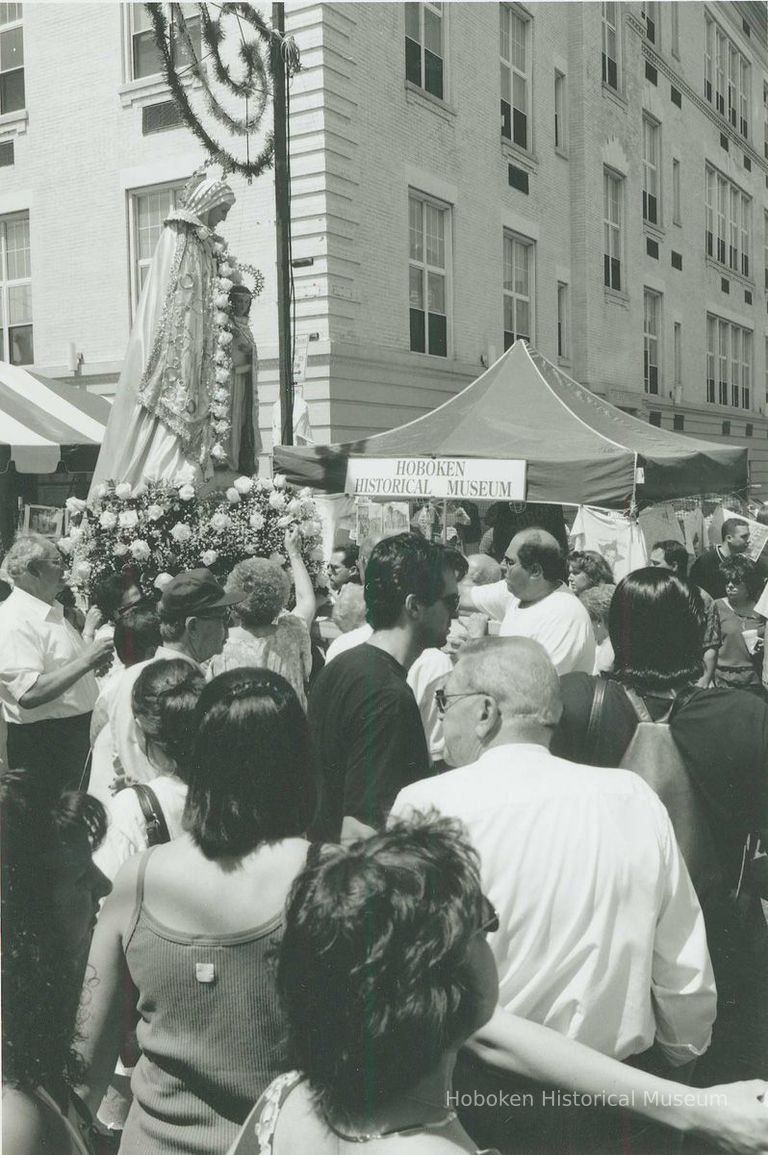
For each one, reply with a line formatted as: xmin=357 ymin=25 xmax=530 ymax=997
xmin=0 ymin=3 xmax=24 ymax=114
xmin=601 ymin=2 xmax=619 ymax=91
xmin=641 ymin=2 xmax=658 ymax=44
xmin=707 ymin=314 xmax=753 ymax=408
xmin=131 ymin=3 xmax=201 ymax=80
xmin=672 ymin=159 xmax=681 ymax=225
xmin=704 ymin=13 xmax=749 ymax=139
xmin=603 ymin=169 xmax=622 ymax=291
xmin=671 ymin=3 xmax=679 ymax=57
xmin=405 ymin=2 xmax=443 ymax=101
xmin=500 ymin=6 xmax=529 ymax=150
xmin=705 ymin=165 xmax=750 ymax=277
xmin=642 ymin=117 xmax=660 ymax=225
xmin=503 ymin=234 xmax=533 ymax=351
xmin=0 ymin=212 xmax=33 ymax=365
xmin=409 ymin=193 xmax=448 ymax=357
xmin=643 ymin=290 xmax=661 ymax=394
xmin=130 ymin=184 xmax=185 ymax=310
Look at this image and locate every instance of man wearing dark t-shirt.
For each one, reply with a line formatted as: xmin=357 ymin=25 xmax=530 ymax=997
xmin=689 ymin=517 xmax=768 ymax=599
xmin=308 ymin=533 xmax=458 ymax=843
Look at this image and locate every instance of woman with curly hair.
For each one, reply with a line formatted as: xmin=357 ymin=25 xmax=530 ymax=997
xmin=209 ymin=527 xmax=315 ymax=707
xmin=1 ymin=772 xmax=110 ymax=1154
xmin=713 ymin=555 xmax=765 ymax=693
xmin=77 ymin=668 xmax=315 ymax=1155
xmin=228 ymin=814 xmax=502 ymax=1153
xmin=567 ymin=549 xmax=614 ymax=593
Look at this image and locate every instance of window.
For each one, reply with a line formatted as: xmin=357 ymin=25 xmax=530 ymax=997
xmin=603 ymin=169 xmax=622 ymax=291
xmin=764 ymin=210 xmax=768 ymax=291
xmin=0 ymin=211 xmax=33 ymax=365
xmin=554 ymin=69 xmax=566 ymax=152
xmin=405 ymin=2 xmax=443 ymax=101
xmin=764 ymin=81 xmax=768 ymax=160
xmin=704 ymin=13 xmax=750 ymax=138
xmin=722 ymin=420 xmax=731 ymax=435
xmin=131 ymin=2 xmax=201 ymax=81
xmin=502 ymin=233 xmax=533 ymax=351
xmin=642 ymin=116 xmax=660 ymax=225
xmin=673 ymin=322 xmax=681 ymax=387
xmin=706 ymin=313 xmax=752 ymax=408
xmin=671 ymin=3 xmax=679 ymax=57
xmin=409 ymin=192 xmax=449 ymax=357
xmin=557 ymin=282 xmax=568 ymax=359
xmin=643 ymin=289 xmax=661 ymax=394
xmin=673 ymin=413 xmax=685 ymax=431
xmin=642 ymin=2 xmax=658 ymax=44
xmin=0 ymin=3 xmax=24 ymax=114
xmin=500 ymin=6 xmax=529 ymax=150
xmin=672 ymin=159 xmax=681 ymax=224
xmin=649 ymin=411 xmax=662 ymax=427
xmin=601 ymin=2 xmax=619 ymax=91
xmin=129 ymin=183 xmax=185 ymax=310
xmin=705 ymin=164 xmax=750 ymax=277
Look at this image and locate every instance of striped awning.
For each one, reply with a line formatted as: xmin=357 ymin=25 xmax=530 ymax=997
xmin=0 ymin=361 xmax=111 ymax=474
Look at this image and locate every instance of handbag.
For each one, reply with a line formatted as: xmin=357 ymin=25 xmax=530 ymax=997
xmin=130 ymin=783 xmax=171 ymax=846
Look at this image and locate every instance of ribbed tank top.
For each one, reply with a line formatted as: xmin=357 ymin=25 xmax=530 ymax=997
xmin=119 ymin=846 xmax=289 ymax=1155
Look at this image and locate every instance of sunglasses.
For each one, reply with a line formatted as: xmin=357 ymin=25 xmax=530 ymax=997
xmin=479 ymin=894 xmax=499 ymax=936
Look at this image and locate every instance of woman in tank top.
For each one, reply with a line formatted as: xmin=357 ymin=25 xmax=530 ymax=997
xmin=77 ymin=668 xmax=316 ymax=1155
xmin=2 ymin=772 xmax=111 ymax=1155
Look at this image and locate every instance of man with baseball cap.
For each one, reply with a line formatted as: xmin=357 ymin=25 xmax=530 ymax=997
xmin=103 ymin=569 xmax=243 ymax=791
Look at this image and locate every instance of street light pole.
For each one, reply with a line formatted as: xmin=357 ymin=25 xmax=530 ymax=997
xmin=271 ymin=1 xmax=293 ymax=446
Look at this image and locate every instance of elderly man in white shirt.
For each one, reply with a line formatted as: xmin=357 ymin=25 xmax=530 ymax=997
xmin=391 ymin=636 xmax=716 ymax=1072
xmin=0 ymin=533 xmax=113 ymax=791
xmin=461 ymin=528 xmax=595 ymax=675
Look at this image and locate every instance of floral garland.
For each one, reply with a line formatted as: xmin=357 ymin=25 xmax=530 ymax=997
xmin=146 ymin=3 xmax=286 ymax=181
xmin=61 ymin=470 xmax=325 ymax=600
xmin=209 ymin=237 xmax=236 ymax=464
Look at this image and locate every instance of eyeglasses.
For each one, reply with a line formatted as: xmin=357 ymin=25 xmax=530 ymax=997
xmin=479 ymin=894 xmax=499 ymax=936
xmin=434 ymin=688 xmax=485 ymax=717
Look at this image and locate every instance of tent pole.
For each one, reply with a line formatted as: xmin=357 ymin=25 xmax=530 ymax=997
xmin=442 ymin=498 xmax=447 ymax=544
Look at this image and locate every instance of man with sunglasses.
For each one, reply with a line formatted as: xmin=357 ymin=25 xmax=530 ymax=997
xmin=308 ymin=533 xmax=459 ymax=843
xmin=391 ymin=636 xmax=715 ymax=1149
xmin=106 ymin=569 xmax=243 ymax=789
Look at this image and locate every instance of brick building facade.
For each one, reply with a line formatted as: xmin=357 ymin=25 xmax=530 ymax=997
xmin=1 ymin=2 xmax=766 ymax=487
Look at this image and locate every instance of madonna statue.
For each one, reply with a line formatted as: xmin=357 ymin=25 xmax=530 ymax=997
xmin=90 ymin=171 xmax=259 ymax=495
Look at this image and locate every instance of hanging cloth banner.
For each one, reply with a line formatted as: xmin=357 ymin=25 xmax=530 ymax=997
xmin=570 ymin=506 xmax=649 ymax=582
xmin=344 ymin=457 xmax=527 ymax=501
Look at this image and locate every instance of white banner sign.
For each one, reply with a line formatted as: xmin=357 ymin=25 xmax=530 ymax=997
xmin=344 ymin=457 xmax=527 ymax=501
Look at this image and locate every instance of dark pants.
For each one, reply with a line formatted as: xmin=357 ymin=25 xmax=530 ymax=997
xmin=454 ymin=1046 xmax=694 ymax=1155
xmin=6 ymin=712 xmax=92 ymax=795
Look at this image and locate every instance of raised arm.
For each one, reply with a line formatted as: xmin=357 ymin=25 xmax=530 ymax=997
xmin=285 ymin=527 xmax=316 ymax=627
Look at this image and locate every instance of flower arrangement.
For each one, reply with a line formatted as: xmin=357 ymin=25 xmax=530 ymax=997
xmin=210 ymin=238 xmax=237 ymax=464
xmin=61 ymin=471 xmax=325 ymax=601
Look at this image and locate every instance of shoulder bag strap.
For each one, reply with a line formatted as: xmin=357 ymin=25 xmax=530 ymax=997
xmin=586 ymin=678 xmax=608 ymax=761
xmin=621 ymin=685 xmax=656 ymax=723
xmin=131 ymin=783 xmax=171 ymax=846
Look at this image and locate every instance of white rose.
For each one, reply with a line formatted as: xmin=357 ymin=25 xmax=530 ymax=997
xmin=94 ymin=483 xmax=109 ymax=499
xmin=65 ymin=497 xmax=87 ymax=515
xmin=215 ymin=293 xmax=230 ymax=309
xmin=170 ymin=521 xmax=192 ymax=543
xmin=114 ymin=543 xmax=129 ymax=557
xmin=147 ymin=504 xmax=164 ymax=522
xmin=218 ymin=331 xmax=233 ymax=347
xmin=211 ymin=443 xmax=228 ymax=462
xmin=215 ymin=367 xmax=230 ymax=385
xmin=178 ymin=484 xmax=196 ymax=501
xmin=67 ymin=525 xmax=84 ymax=544
xmin=72 ymin=560 xmax=92 ymax=580
xmin=214 ymin=311 xmax=229 ymax=326
xmin=225 ymin=488 xmax=241 ymax=505
xmin=268 ymin=491 xmax=286 ymax=510
xmin=310 ymin=547 xmax=325 ymax=562
xmin=115 ymin=482 xmax=132 ymax=499
xmin=210 ymin=512 xmax=231 ymax=532
xmin=118 ymin=510 xmax=139 ymax=530
xmin=234 ymin=476 xmax=254 ymax=495
xmin=299 ymin=487 xmax=312 ymax=499
xmin=57 ymin=537 xmax=73 ymax=556
xmin=214 ymin=420 xmax=231 ymax=435
xmin=99 ymin=511 xmax=117 ymax=530
xmin=249 ymin=511 xmax=265 ymax=531
xmin=277 ymin=515 xmax=293 ymax=528
xmin=218 ymin=277 xmax=233 ymax=292
xmin=154 ymin=572 xmax=174 ymax=590
xmin=201 ymin=549 xmax=219 ymax=567
xmin=287 ymin=498 xmax=301 ymax=514
xmin=272 ymin=474 xmax=287 ymax=490
xmin=132 ymin=481 xmax=147 ymax=498
xmin=213 ymin=241 xmax=225 ymax=255
xmin=174 ymin=463 xmax=197 ymax=486
xmin=214 ymin=388 xmax=230 ymax=403
xmin=130 ymin=539 xmax=151 ymax=561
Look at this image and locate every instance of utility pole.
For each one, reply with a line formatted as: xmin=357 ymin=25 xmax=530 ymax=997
xmin=272 ymin=1 xmax=293 ymax=446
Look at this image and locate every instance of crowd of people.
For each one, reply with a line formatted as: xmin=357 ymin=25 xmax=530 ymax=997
xmin=1 ymin=508 xmax=767 ymax=1155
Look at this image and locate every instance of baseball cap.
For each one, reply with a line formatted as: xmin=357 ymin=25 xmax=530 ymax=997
xmin=160 ymin=568 xmax=244 ymax=618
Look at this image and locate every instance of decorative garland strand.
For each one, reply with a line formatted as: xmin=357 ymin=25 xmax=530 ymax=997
xmin=147 ymin=3 xmax=277 ymax=180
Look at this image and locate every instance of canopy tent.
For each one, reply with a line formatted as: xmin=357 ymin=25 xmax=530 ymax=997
xmin=0 ymin=361 xmax=111 ymax=473
xmin=274 ymin=342 xmax=747 ymax=508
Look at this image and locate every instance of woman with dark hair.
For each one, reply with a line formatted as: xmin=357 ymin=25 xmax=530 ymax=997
xmin=93 ymin=658 xmax=205 ymax=880
xmin=228 ymin=815 xmax=502 ymax=1153
xmin=2 ymin=772 xmax=110 ymax=1154
xmin=77 ymin=668 xmax=315 ymax=1155
xmin=567 ymin=550 xmax=615 ymax=593
xmin=551 ymin=567 xmax=768 ymax=1081
xmin=714 ymin=556 xmax=765 ymax=693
